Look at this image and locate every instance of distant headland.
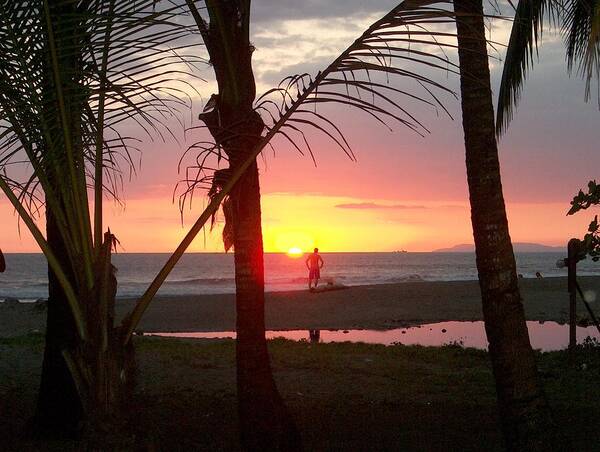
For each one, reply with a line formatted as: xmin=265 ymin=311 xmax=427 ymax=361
xmin=433 ymin=242 xmax=564 ymax=253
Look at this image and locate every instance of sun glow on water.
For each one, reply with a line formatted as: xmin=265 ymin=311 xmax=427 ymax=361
xmin=287 ymin=247 xmax=303 ymax=257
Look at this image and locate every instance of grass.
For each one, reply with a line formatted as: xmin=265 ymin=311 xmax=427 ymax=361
xmin=1 ymin=334 xmax=599 ymax=451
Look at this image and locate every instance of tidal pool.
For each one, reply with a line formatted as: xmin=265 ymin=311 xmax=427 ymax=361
xmin=147 ymin=321 xmax=600 ymax=352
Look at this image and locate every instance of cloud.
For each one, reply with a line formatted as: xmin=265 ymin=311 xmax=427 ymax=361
xmin=375 ymin=218 xmax=425 ymax=225
xmin=437 ymin=204 xmax=466 ymax=209
xmin=251 ymin=1 xmax=397 ymax=24
xmin=251 ymin=13 xmax=381 ymax=91
xmin=335 ymin=202 xmax=426 ymax=210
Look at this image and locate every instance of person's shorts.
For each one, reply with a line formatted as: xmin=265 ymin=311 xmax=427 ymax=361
xmin=309 ymin=268 xmax=320 ymax=280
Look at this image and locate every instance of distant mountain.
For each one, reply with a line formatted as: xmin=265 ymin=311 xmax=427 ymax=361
xmin=434 ymin=242 xmax=564 ymax=253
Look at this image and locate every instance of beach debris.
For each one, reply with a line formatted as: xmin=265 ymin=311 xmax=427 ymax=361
xmin=583 ymin=290 xmax=597 ymax=303
xmin=310 ymin=283 xmax=348 ymax=293
xmin=343 ymin=330 xmax=349 ymax=334
xmin=3 ymin=297 xmax=20 ymax=306
xmin=445 ymin=340 xmax=465 ymax=348
xmin=581 ymin=336 xmax=600 ymax=348
xmin=441 ymin=328 xmax=447 ymax=333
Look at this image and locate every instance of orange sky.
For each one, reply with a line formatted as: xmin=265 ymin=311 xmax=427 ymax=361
xmin=1 ymin=4 xmax=599 ymax=253
xmin=0 ymin=192 xmax=594 ymax=253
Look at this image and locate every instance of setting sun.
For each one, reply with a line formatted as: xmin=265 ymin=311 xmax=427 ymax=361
xmin=287 ymin=247 xmax=303 ymax=257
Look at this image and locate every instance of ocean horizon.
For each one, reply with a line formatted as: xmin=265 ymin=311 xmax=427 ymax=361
xmin=2 ymin=251 xmax=600 ymax=301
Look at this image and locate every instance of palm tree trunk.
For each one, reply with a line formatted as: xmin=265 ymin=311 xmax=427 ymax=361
xmin=453 ymin=1 xmax=557 ymax=449
xmin=189 ymin=1 xmax=301 ymax=448
xmin=35 ymin=214 xmax=135 ymax=441
xmin=33 ymin=2 xmax=134 ymax=438
xmin=31 ymin=1 xmax=88 ymax=436
xmin=230 ymin=160 xmax=301 ymax=451
xmin=33 ymin=209 xmax=83 ymax=437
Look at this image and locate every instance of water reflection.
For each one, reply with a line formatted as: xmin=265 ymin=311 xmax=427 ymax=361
xmin=308 ymin=329 xmax=320 ymax=343
xmin=147 ymin=321 xmax=600 ymax=352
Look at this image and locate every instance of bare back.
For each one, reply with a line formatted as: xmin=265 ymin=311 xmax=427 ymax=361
xmin=306 ymin=253 xmax=322 ymax=270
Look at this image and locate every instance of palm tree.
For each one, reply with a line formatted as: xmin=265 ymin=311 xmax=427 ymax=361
xmin=183 ymin=2 xmax=301 ymax=449
xmin=4 ymin=1 xmax=559 ymax=447
xmin=32 ymin=2 xmax=97 ymax=434
xmin=453 ymin=0 xmax=557 ymax=449
xmin=497 ymin=0 xmax=600 ymax=134
xmin=124 ymin=0 xmax=458 ymax=448
xmin=0 ymin=0 xmax=193 ymax=438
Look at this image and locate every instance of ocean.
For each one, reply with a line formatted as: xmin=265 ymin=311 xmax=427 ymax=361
xmin=1 ymin=252 xmax=599 ymax=301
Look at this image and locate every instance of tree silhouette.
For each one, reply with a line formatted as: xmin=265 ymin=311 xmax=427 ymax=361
xmin=0 ymin=0 xmax=194 ymax=438
xmin=454 ymin=0 xmax=557 ymax=448
xmin=162 ymin=0 xmax=458 ymax=448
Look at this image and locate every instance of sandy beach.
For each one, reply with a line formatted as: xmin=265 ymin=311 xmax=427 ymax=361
xmin=2 ymin=276 xmax=598 ymax=337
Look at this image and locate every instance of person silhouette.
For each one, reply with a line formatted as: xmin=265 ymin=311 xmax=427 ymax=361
xmin=309 ymin=329 xmax=321 ymax=342
xmin=0 ymin=248 xmax=5 ymax=273
xmin=305 ymin=248 xmax=324 ymax=290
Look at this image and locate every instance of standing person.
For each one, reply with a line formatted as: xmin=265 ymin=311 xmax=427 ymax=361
xmin=305 ymin=248 xmax=324 ymax=290
xmin=0 ymin=248 xmax=5 ymax=273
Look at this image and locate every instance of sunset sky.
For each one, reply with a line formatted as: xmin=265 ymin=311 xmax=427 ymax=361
xmin=2 ymin=0 xmax=599 ymax=253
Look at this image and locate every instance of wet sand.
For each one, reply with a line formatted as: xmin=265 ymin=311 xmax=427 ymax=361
xmin=2 ymin=276 xmax=598 ymax=337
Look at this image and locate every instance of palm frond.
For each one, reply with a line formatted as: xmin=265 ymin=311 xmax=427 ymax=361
xmin=126 ymin=0 xmax=462 ymax=341
xmin=254 ymin=2 xmax=461 ymax=149
xmin=496 ymin=0 xmax=551 ymax=136
xmin=0 ymin=0 xmax=201 ymax=339
xmin=498 ymin=0 xmax=600 ymax=134
xmin=178 ymin=0 xmax=460 ymax=211
xmin=564 ymin=0 xmax=600 ymax=103
xmin=0 ymin=0 xmax=200 ymax=221
xmin=0 ymin=175 xmax=86 ymax=339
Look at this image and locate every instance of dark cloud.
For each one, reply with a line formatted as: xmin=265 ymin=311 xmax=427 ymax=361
xmin=251 ymin=1 xmax=397 ymax=24
xmin=335 ymin=202 xmax=426 ymax=209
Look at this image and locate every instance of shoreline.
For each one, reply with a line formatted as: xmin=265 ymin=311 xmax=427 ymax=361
xmin=0 ymin=273 xmax=586 ymax=302
xmin=2 ymin=276 xmax=599 ymax=337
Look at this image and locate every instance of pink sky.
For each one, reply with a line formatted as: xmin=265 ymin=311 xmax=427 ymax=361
xmin=1 ymin=2 xmax=599 ymax=253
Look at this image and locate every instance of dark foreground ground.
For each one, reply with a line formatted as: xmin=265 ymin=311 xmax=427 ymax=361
xmin=2 ymin=335 xmax=599 ymax=451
